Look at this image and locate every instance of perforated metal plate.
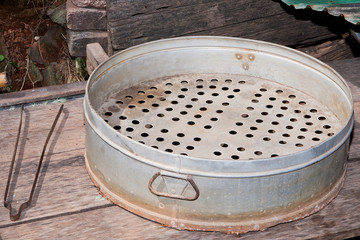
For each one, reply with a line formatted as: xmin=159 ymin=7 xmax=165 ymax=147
xmin=99 ymin=73 xmax=340 ymax=160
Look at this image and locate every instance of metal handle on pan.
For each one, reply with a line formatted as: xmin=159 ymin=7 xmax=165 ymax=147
xmin=148 ymin=171 xmax=200 ymax=201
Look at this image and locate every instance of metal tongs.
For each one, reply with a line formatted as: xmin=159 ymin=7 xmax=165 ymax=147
xmin=3 ymin=104 xmax=64 ymax=221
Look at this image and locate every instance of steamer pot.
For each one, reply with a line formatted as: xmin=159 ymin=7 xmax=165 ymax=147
xmin=84 ymin=37 xmax=353 ymax=234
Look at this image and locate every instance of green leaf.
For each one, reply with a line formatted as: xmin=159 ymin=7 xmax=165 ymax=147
xmin=0 ymin=54 xmax=5 ymax=62
xmin=11 ymin=61 xmax=18 ymax=68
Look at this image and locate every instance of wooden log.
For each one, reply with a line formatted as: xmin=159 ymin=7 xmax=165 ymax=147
xmin=107 ymin=0 xmax=344 ymax=50
xmin=297 ymin=37 xmax=356 ymax=62
xmin=0 ymin=71 xmax=10 ymax=88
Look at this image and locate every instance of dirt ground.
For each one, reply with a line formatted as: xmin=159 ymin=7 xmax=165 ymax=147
xmin=0 ymin=0 xmax=81 ymax=92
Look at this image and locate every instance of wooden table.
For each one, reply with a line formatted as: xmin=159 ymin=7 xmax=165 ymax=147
xmin=1 ymin=58 xmax=359 ymax=239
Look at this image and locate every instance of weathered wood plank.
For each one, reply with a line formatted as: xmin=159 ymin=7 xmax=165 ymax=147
xmin=1 ymin=159 xmax=359 ymax=240
xmin=297 ymin=38 xmax=356 ymax=62
xmin=0 ymin=58 xmax=359 ymax=238
xmin=349 ymin=102 xmax=360 ymax=160
xmin=0 ymin=99 xmax=108 ymax=225
xmin=0 ymin=98 xmax=85 ymax=162
xmin=107 ymin=0 xmax=220 ymax=21
xmin=183 ymin=12 xmax=337 ymax=46
xmin=107 ymin=0 xmax=289 ymax=23
xmin=327 ymin=58 xmax=360 ymax=159
xmin=86 ymin=43 xmax=109 ymax=75
xmin=0 ymin=204 xmax=234 ymax=240
xmin=328 ymin=58 xmax=360 ymax=103
xmin=108 ymin=0 xmax=342 ymax=50
xmin=0 ymin=81 xmax=87 ymax=108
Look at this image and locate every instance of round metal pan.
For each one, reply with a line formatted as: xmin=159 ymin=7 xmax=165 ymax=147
xmin=84 ymin=36 xmax=353 ymax=234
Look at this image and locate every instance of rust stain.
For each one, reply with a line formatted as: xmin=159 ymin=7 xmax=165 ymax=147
xmin=235 ymin=53 xmax=242 ymax=60
xmin=85 ymin=154 xmax=346 ymax=235
xmin=242 ymin=63 xmax=249 ymax=70
xmin=248 ymin=54 xmax=255 ymax=61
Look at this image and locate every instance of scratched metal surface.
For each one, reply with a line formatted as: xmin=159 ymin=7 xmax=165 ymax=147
xmin=84 ymin=36 xmax=354 ymax=234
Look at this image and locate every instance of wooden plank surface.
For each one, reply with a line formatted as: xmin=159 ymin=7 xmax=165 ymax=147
xmin=108 ymin=0 xmax=343 ymax=50
xmin=297 ymin=38 xmax=356 ymax=62
xmin=1 ymin=161 xmax=359 ymax=240
xmin=0 ymin=58 xmax=359 ymax=239
xmin=183 ymin=11 xmax=337 ymax=46
xmin=0 ymin=98 xmax=108 ymax=225
xmin=329 ymin=58 xmax=360 ymax=102
xmin=0 ymin=81 xmax=87 ymax=108
xmin=328 ymin=58 xmax=360 ymax=159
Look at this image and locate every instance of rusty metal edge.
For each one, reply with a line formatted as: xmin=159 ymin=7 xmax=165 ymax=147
xmin=84 ymin=153 xmax=347 ymax=235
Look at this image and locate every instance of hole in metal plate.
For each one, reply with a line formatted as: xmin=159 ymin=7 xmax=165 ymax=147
xmin=99 ymin=74 xmax=341 ymax=160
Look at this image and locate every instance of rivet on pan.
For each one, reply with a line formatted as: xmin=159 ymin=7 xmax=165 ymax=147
xmin=235 ymin=53 xmax=242 ymax=60
xmin=159 ymin=203 xmax=165 ymax=208
xmin=242 ymin=63 xmax=249 ymax=70
xmin=248 ymin=54 xmax=255 ymax=61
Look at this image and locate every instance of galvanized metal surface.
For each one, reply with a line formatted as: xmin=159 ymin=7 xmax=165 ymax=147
xmin=99 ymin=73 xmax=341 ymax=160
xmin=85 ymin=157 xmax=347 ymax=233
xmin=84 ymin=36 xmax=354 ymax=234
xmin=282 ymin=0 xmax=360 ymax=25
